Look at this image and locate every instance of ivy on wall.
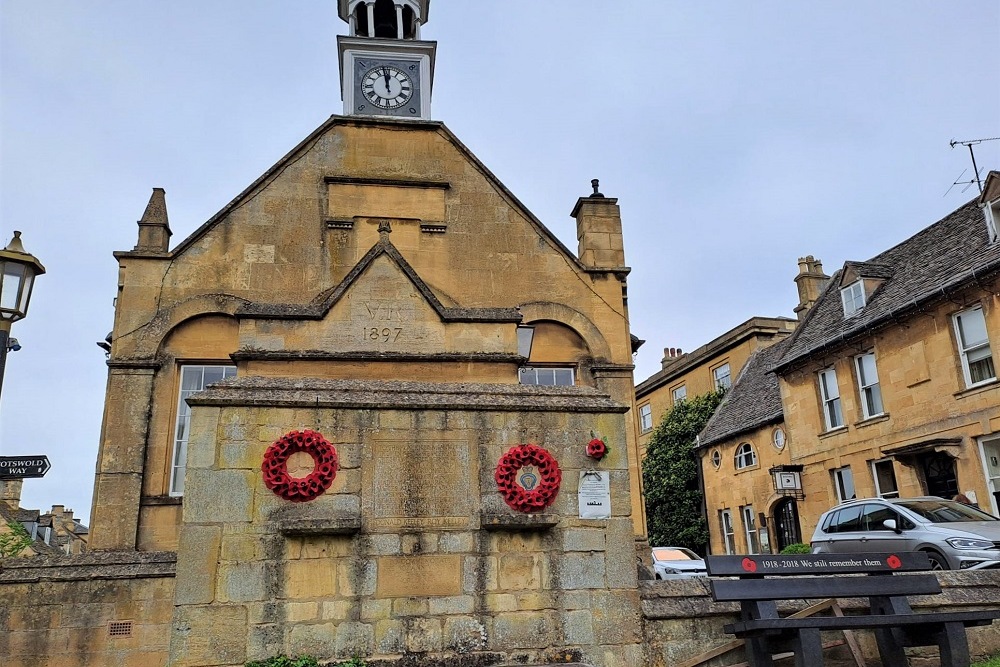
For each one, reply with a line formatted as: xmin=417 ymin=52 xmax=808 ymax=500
xmin=641 ymin=389 xmax=726 ymax=553
xmin=0 ymin=520 xmax=33 ymax=558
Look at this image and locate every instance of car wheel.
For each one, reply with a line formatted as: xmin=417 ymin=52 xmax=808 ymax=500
xmin=924 ymin=550 xmax=949 ymax=571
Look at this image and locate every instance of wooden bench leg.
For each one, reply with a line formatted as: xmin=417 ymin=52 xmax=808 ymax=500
xmin=745 ymin=636 xmax=776 ymax=667
xmin=873 ymin=627 xmax=908 ymax=667
xmin=793 ymin=628 xmax=823 ymax=667
xmin=936 ymin=621 xmax=971 ymax=667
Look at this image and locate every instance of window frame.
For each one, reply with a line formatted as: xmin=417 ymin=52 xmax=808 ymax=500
xmin=818 ymin=367 xmax=844 ymax=430
xmin=734 ymin=442 xmax=757 ymax=470
xmin=833 ymin=465 xmax=856 ymax=503
xmin=169 ymin=364 xmax=237 ymax=497
xmin=711 ymin=449 xmax=722 ymax=469
xmin=741 ymin=505 xmax=760 ymax=554
xmin=518 ymin=366 xmax=576 ymax=387
xmin=953 ymin=305 xmax=996 ymax=388
xmin=841 ymin=280 xmax=866 ymax=317
xmin=871 ymin=458 xmax=900 ymax=499
xmin=720 ymin=509 xmax=736 ymax=555
xmin=713 ymin=363 xmax=732 ymax=391
xmin=854 ymin=351 xmax=884 ymax=419
xmin=638 ymin=403 xmax=653 ymax=433
xmin=671 ymin=385 xmax=687 ymax=404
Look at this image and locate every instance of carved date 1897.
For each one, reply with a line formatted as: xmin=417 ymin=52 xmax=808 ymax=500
xmin=364 ymin=327 xmax=403 ymax=343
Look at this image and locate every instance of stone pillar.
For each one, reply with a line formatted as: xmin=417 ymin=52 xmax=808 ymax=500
xmin=134 ymin=188 xmax=172 ymax=253
xmin=571 ymin=181 xmax=625 ymax=269
xmin=88 ymin=364 xmax=158 ymax=550
xmin=794 ymin=255 xmax=829 ymax=320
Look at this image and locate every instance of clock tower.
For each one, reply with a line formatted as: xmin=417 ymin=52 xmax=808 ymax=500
xmin=337 ymin=0 xmax=435 ymax=119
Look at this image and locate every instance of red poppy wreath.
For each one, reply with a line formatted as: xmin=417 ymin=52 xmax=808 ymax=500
xmin=262 ymin=429 xmax=339 ymax=502
xmin=495 ymin=444 xmax=562 ymax=512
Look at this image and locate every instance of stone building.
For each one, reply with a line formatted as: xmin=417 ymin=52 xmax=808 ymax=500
xmin=634 ymin=316 xmax=796 ymax=453
xmin=0 ymin=480 xmax=88 ymax=556
xmin=698 ymin=177 xmax=1000 ymax=556
xmin=2 ymin=3 xmax=650 ymax=666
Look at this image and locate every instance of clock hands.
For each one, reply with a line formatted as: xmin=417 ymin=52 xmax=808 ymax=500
xmin=383 ymin=68 xmax=392 ymax=96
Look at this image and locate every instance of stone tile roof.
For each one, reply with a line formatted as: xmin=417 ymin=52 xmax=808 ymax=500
xmin=775 ymin=200 xmax=1000 ymax=370
xmin=0 ymin=504 xmax=63 ymax=556
xmin=698 ymin=341 xmax=788 ymax=448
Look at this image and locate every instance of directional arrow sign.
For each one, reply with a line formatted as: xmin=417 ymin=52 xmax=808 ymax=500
xmin=0 ymin=455 xmax=51 ymax=479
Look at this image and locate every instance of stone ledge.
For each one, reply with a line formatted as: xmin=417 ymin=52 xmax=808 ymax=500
xmin=480 ymin=513 xmax=559 ymax=532
xmin=0 ymin=550 xmax=176 ymax=583
xmin=188 ymin=378 xmax=629 ymax=413
xmin=277 ymin=516 xmax=362 ymax=536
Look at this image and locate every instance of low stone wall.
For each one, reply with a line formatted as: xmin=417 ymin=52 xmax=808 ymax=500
xmin=641 ymin=570 xmax=1000 ymax=667
xmin=0 ymin=551 xmax=176 ymax=667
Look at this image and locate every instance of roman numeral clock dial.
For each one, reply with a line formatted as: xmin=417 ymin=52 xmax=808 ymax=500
xmin=360 ymin=65 xmax=413 ymax=110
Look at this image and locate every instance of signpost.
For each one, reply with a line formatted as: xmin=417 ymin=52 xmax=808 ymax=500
xmin=0 ymin=455 xmax=50 ymax=479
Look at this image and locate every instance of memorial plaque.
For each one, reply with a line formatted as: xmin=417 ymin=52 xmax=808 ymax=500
xmin=365 ymin=439 xmax=475 ymax=531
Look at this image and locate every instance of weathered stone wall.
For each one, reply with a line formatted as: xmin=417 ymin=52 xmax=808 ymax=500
xmin=167 ymin=378 xmax=642 ymax=667
xmin=641 ymin=571 xmax=1000 ymax=667
xmin=0 ymin=551 xmax=176 ymax=667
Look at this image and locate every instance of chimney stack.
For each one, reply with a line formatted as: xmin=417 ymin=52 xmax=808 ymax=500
xmin=794 ymin=255 xmax=829 ymax=320
xmin=571 ymin=179 xmax=625 ymax=269
xmin=0 ymin=479 xmax=23 ymax=511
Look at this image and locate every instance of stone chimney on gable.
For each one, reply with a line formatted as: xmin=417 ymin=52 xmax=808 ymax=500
xmin=571 ymin=179 xmax=625 ymax=269
xmin=133 ymin=187 xmax=172 ymax=253
xmin=794 ymin=255 xmax=829 ymax=320
xmin=0 ymin=479 xmax=23 ymax=511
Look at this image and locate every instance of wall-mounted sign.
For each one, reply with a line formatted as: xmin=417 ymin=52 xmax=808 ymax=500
xmin=0 ymin=455 xmax=50 ymax=479
xmin=578 ymin=471 xmax=610 ymax=519
xmin=775 ymin=471 xmax=801 ymax=490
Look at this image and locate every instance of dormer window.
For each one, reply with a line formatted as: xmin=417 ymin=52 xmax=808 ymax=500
xmin=841 ymin=280 xmax=865 ymax=317
xmin=985 ymin=199 xmax=999 ymax=244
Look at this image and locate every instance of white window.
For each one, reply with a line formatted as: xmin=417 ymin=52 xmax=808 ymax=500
xmin=772 ymin=427 xmax=786 ymax=450
xmin=519 ymin=367 xmax=575 ymax=386
xmin=639 ymin=403 xmax=653 ymax=433
xmin=854 ymin=352 xmax=884 ymax=419
xmin=953 ymin=306 xmax=996 ymax=387
xmin=818 ymin=368 xmax=844 ymax=430
xmin=720 ymin=509 xmax=736 ymax=555
xmin=735 ymin=442 xmax=757 ymax=470
xmin=741 ymin=505 xmax=760 ymax=554
xmin=985 ymin=201 xmax=999 ymax=243
xmin=170 ymin=365 xmax=237 ymax=496
xmin=672 ymin=385 xmax=687 ymax=404
xmin=713 ymin=363 xmax=731 ymax=390
xmin=711 ymin=449 xmax=722 ymax=469
xmin=871 ymin=459 xmax=899 ymax=498
xmin=841 ymin=280 xmax=866 ymax=317
xmin=833 ymin=466 xmax=856 ymax=503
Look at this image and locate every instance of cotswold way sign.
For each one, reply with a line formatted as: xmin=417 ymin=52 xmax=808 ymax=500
xmin=0 ymin=456 xmax=50 ymax=479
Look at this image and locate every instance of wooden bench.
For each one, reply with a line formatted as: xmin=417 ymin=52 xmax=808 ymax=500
xmin=706 ymin=552 xmax=1000 ymax=667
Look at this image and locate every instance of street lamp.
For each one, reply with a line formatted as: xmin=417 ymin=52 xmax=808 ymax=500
xmin=0 ymin=231 xmax=45 ymax=400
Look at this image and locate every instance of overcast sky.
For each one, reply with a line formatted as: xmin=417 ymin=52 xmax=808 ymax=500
xmin=1 ymin=2 xmax=998 ymax=521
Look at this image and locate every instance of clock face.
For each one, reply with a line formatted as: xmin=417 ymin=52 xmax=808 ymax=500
xmin=361 ymin=65 xmax=413 ymax=110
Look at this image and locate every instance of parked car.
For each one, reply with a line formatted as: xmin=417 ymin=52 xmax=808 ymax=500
xmin=651 ymin=547 xmax=707 ymax=578
xmin=810 ymin=496 xmax=1000 ymax=570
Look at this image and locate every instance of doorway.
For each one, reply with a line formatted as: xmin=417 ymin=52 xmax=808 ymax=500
xmin=980 ymin=437 xmax=1000 ymax=515
xmin=774 ymin=498 xmax=802 ymax=551
xmin=921 ymin=452 xmax=958 ymax=499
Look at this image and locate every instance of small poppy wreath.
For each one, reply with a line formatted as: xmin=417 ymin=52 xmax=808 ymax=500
xmin=587 ymin=438 xmax=608 ymax=460
xmin=261 ymin=429 xmax=338 ymax=502
xmin=495 ymin=444 xmax=562 ymax=513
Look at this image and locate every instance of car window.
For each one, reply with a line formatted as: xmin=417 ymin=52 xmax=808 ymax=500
xmin=832 ymin=505 xmax=863 ymax=532
xmin=862 ymin=504 xmax=898 ymax=531
xmin=653 ymin=548 xmax=698 ymax=561
xmin=896 ymin=499 xmax=998 ymax=523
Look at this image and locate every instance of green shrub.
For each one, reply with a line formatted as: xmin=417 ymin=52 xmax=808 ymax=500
xmin=779 ymin=543 xmax=811 ymax=555
xmin=0 ymin=520 xmax=33 ymax=558
xmin=972 ymin=656 xmax=1000 ymax=667
xmin=246 ymin=656 xmax=320 ymax=667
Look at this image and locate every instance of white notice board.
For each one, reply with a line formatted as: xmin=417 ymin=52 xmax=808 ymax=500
xmin=578 ymin=471 xmax=611 ymax=519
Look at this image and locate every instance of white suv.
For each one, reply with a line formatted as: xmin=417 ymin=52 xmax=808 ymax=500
xmin=810 ymin=497 xmax=1000 ymax=570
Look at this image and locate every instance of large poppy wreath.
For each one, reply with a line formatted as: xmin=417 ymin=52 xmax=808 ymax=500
xmin=261 ymin=429 xmax=339 ymax=502
xmin=495 ymin=444 xmax=562 ymax=513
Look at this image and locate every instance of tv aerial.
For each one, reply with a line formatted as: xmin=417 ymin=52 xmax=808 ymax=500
xmin=945 ymin=136 xmax=999 ymax=197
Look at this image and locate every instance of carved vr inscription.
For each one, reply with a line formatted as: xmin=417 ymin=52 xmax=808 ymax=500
xmin=360 ymin=300 xmax=406 ymax=344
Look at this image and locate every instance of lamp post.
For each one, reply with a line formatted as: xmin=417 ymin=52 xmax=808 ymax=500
xmin=0 ymin=231 xmax=45 ymax=401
